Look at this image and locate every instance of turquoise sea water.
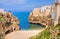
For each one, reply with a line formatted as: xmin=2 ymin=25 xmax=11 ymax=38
xmin=13 ymin=12 xmax=44 ymax=30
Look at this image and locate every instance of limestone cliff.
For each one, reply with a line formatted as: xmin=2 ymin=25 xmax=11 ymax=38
xmin=0 ymin=11 xmax=20 ymax=37
xmin=28 ymin=7 xmax=53 ymax=27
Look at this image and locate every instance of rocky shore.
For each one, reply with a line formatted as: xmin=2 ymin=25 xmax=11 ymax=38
xmin=0 ymin=11 xmax=20 ymax=37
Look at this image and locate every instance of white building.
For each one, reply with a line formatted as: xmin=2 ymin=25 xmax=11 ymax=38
xmin=53 ymin=0 xmax=60 ymax=26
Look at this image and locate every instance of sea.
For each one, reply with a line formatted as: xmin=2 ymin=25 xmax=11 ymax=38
xmin=13 ymin=12 xmax=45 ymax=30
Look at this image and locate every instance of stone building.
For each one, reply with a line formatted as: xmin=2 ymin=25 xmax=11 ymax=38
xmin=53 ymin=0 xmax=60 ymax=26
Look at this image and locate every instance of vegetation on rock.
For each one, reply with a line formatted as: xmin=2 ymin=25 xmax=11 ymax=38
xmin=29 ymin=25 xmax=60 ymax=39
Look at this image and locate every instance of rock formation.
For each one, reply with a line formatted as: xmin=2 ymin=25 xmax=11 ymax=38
xmin=28 ymin=7 xmax=53 ymax=27
xmin=0 ymin=11 xmax=20 ymax=37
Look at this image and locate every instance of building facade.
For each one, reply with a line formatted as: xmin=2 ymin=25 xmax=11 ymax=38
xmin=54 ymin=0 xmax=60 ymax=26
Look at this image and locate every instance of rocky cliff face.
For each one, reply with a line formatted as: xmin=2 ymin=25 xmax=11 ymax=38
xmin=28 ymin=6 xmax=53 ymax=27
xmin=0 ymin=11 xmax=20 ymax=37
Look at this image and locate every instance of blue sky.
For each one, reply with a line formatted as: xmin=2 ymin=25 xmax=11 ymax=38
xmin=0 ymin=0 xmax=55 ymax=12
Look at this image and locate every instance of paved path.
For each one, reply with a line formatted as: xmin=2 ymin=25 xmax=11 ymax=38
xmin=5 ymin=30 xmax=43 ymax=39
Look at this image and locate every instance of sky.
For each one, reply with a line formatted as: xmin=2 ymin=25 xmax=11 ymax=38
xmin=0 ymin=0 xmax=55 ymax=12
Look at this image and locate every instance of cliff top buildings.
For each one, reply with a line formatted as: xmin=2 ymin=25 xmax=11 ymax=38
xmin=30 ymin=6 xmax=52 ymax=18
xmin=54 ymin=0 xmax=60 ymax=26
xmin=29 ymin=0 xmax=60 ymax=26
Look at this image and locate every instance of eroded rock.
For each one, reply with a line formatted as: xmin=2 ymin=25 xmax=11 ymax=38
xmin=28 ymin=7 xmax=53 ymax=27
xmin=0 ymin=11 xmax=20 ymax=36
